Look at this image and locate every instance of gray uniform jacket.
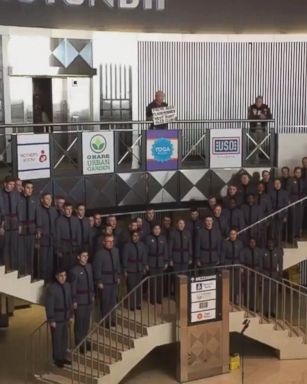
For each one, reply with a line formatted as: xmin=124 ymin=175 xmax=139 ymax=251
xmin=69 ymin=263 xmax=94 ymax=306
xmin=262 ymin=248 xmax=283 ymax=278
xmin=77 ymin=216 xmax=92 ymax=251
xmin=256 ymin=192 xmax=272 ymax=217
xmin=223 ymin=207 xmax=245 ymax=231
xmin=269 ymin=189 xmax=289 ymax=219
xmin=45 ymin=281 xmax=73 ymax=323
xmin=241 ymin=203 xmax=262 ymax=227
xmin=195 ymin=227 xmax=222 ymax=265
xmin=288 ymin=177 xmax=305 ymax=202
xmin=0 ymin=189 xmax=19 ymax=230
xmin=144 ymin=234 xmax=169 ymax=269
xmin=39 ymin=205 xmax=58 ymax=247
xmin=122 ymin=241 xmax=148 ymax=273
xmin=240 ymin=246 xmax=263 ymax=271
xmin=222 ymin=239 xmax=243 ymax=265
xmin=55 ymin=215 xmax=82 ymax=255
xmin=18 ymin=194 xmax=41 ymax=235
xmin=93 ymin=247 xmax=121 ymax=285
xmin=168 ymin=229 xmax=192 ymax=265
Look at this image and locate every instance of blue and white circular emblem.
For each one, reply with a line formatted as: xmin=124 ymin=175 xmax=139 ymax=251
xmin=151 ymin=138 xmax=173 ymax=163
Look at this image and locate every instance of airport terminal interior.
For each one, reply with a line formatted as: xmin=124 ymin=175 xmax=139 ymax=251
xmin=2 ymin=1 xmax=307 ymax=384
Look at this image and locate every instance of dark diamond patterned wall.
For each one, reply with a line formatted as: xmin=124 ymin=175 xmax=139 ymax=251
xmin=85 ymin=175 xmax=116 ymax=209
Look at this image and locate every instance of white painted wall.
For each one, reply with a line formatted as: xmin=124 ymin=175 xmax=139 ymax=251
xmin=278 ymin=134 xmax=307 ymax=170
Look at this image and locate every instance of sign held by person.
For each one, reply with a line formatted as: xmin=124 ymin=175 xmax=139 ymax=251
xmin=152 ymin=106 xmax=177 ymax=126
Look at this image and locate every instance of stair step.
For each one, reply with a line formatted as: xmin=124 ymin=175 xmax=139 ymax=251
xmin=52 ymin=361 xmax=101 ymax=384
xmin=72 ymin=350 xmax=113 ymax=373
xmin=89 ymin=331 xmax=131 ymax=352
xmin=38 ymin=373 xmax=72 ymax=384
xmin=114 ymin=316 xmax=148 ymax=337
xmin=97 ymin=326 xmax=135 ymax=348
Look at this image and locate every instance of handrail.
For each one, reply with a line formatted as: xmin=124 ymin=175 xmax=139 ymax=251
xmin=282 ymin=278 xmax=307 ymax=290
xmin=237 ymin=195 xmax=307 ymax=236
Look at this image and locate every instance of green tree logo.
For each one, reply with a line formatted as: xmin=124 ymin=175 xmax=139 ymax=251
xmin=90 ymin=135 xmax=106 ymax=153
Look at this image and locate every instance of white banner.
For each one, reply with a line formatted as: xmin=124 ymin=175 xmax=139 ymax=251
xmin=152 ymin=106 xmax=176 ymax=126
xmin=17 ymin=134 xmax=50 ymax=179
xmin=210 ymin=129 xmax=242 ymax=168
xmin=82 ymin=132 xmax=114 ymax=175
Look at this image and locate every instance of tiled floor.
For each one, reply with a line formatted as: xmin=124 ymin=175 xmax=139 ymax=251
xmin=2 ymin=305 xmax=307 ymax=384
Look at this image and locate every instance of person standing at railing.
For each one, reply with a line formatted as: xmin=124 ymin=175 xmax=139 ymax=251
xmin=268 ymin=179 xmax=289 ymax=247
xmin=221 ymin=228 xmax=243 ymax=305
xmin=69 ymin=250 xmax=94 ymax=354
xmin=240 ymin=237 xmax=263 ymax=311
xmin=168 ymin=219 xmax=192 ymax=273
xmin=144 ymin=224 xmax=168 ymax=304
xmin=45 ymin=268 xmax=73 ymax=368
xmin=39 ymin=193 xmax=58 ymax=283
xmin=0 ymin=176 xmax=20 ymax=272
xmin=75 ymin=204 xmax=92 ymax=260
xmin=241 ymin=193 xmax=262 ymax=245
xmin=261 ymin=239 xmax=283 ymax=318
xmin=288 ymin=167 xmax=305 ymax=240
xmin=122 ymin=231 xmax=148 ymax=310
xmin=17 ymin=180 xmax=42 ymax=277
xmin=195 ymin=216 xmax=222 ymax=268
xmin=146 ymin=91 xmax=168 ymax=130
xmin=93 ymin=234 xmax=121 ymax=323
xmin=55 ymin=202 xmax=82 ymax=272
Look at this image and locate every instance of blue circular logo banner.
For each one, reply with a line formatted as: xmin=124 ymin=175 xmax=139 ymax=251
xmin=151 ymin=138 xmax=174 ymax=163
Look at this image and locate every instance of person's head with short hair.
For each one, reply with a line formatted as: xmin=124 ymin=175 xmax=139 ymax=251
xmin=248 ymin=237 xmax=256 ymax=249
xmin=77 ymin=250 xmax=89 ymax=266
xmin=255 ymin=96 xmax=263 ymax=108
xmin=208 ymin=196 xmax=217 ymax=210
xmin=152 ymin=224 xmax=161 ymax=237
xmin=41 ymin=193 xmax=52 ymax=208
xmin=240 ymin=173 xmax=250 ymax=186
xmin=294 ymin=166 xmax=302 ymax=179
xmin=128 ymin=220 xmax=138 ymax=233
xmin=103 ymin=224 xmax=113 ymax=236
xmin=63 ymin=202 xmax=73 ymax=217
xmin=55 ymin=268 xmax=67 ymax=285
xmin=162 ymin=215 xmax=172 ymax=229
xmin=55 ymin=195 xmax=65 ymax=212
xmin=302 ymin=157 xmax=307 ymax=169
xmin=76 ymin=203 xmax=86 ymax=218
xmin=204 ymin=216 xmax=213 ymax=230
xmin=190 ymin=209 xmax=199 ymax=221
xmin=22 ymin=180 xmax=34 ymax=197
xmin=131 ymin=231 xmax=140 ymax=244
xmin=155 ymin=90 xmax=164 ymax=105
xmin=136 ymin=217 xmax=143 ymax=229
xmin=176 ymin=219 xmax=185 ymax=231
xmin=229 ymin=198 xmax=237 ymax=210
xmin=228 ymin=185 xmax=237 ymax=196
xmin=229 ymin=228 xmax=238 ymax=242
xmin=93 ymin=213 xmax=102 ymax=227
xmin=247 ymin=193 xmax=255 ymax=206
xmin=267 ymin=239 xmax=275 ymax=251
xmin=273 ymin=178 xmax=282 ymax=191
xmin=281 ymin=166 xmax=290 ymax=178
xmin=103 ymin=234 xmax=114 ymax=250
xmin=106 ymin=215 xmax=117 ymax=229
xmin=4 ymin=175 xmax=15 ymax=192
xmin=88 ymin=216 xmax=94 ymax=228
xmin=213 ymin=204 xmax=222 ymax=218
xmin=262 ymin=170 xmax=271 ymax=183
xmin=257 ymin=182 xmax=265 ymax=194
xmin=15 ymin=178 xmax=23 ymax=193
xmin=145 ymin=208 xmax=155 ymax=222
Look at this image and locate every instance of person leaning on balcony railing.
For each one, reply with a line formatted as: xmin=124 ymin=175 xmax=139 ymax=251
xmin=146 ymin=90 xmax=168 ymax=130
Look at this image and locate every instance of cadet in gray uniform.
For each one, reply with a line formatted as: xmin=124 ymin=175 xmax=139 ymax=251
xmin=55 ymin=202 xmax=81 ymax=272
xmin=186 ymin=209 xmax=203 ymax=264
xmin=122 ymin=231 xmax=148 ymax=309
xmin=222 ymin=228 xmax=243 ymax=305
xmin=45 ymin=268 xmax=73 ymax=368
xmin=288 ymin=167 xmax=305 ymax=239
xmin=144 ymin=224 xmax=168 ymax=304
xmin=142 ymin=208 xmax=156 ymax=238
xmin=39 ymin=193 xmax=58 ymax=283
xmin=93 ymin=234 xmax=121 ymax=322
xmin=269 ymin=179 xmax=289 ymax=246
xmin=69 ymin=251 xmax=94 ymax=352
xmin=240 ymin=237 xmax=263 ymax=311
xmin=212 ymin=205 xmax=229 ymax=238
xmin=18 ymin=180 xmax=41 ymax=276
xmin=241 ymin=193 xmax=262 ymax=244
xmin=256 ymin=182 xmax=272 ymax=247
xmin=168 ymin=219 xmax=192 ymax=273
xmin=75 ymin=204 xmax=92 ymax=257
xmin=195 ymin=216 xmax=222 ymax=268
xmin=223 ymin=198 xmax=245 ymax=232
xmin=0 ymin=176 xmax=19 ymax=271
xmin=262 ymin=239 xmax=283 ymax=317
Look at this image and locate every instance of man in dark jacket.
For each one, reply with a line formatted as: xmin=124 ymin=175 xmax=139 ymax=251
xmin=241 ymin=193 xmax=262 ymax=244
xmin=288 ymin=167 xmax=305 ymax=239
xmin=212 ymin=205 xmax=229 ymax=238
xmin=122 ymin=231 xmax=148 ymax=309
xmin=186 ymin=209 xmax=203 ymax=263
xmin=45 ymin=268 xmax=73 ymax=368
xmin=269 ymin=179 xmax=289 ymax=246
xmin=223 ymin=198 xmax=245 ymax=232
xmin=75 ymin=204 xmax=92 ymax=257
xmin=93 ymin=234 xmax=121 ymax=322
xmin=169 ymin=219 xmax=192 ymax=273
xmin=69 ymin=250 xmax=94 ymax=353
xmin=146 ymin=90 xmax=168 ymax=130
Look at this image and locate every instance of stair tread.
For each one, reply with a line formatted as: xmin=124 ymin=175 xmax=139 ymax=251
xmin=40 ymin=373 xmax=72 ymax=384
xmin=73 ymin=349 xmax=119 ymax=365
xmin=89 ymin=332 xmax=131 ymax=350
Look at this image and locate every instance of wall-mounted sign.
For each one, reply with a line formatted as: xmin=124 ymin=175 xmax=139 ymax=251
xmin=146 ymin=129 xmax=178 ymax=171
xmin=17 ymin=134 xmax=50 ymax=180
xmin=152 ymin=106 xmax=177 ymax=126
xmin=189 ymin=274 xmax=222 ymax=325
xmin=210 ymin=129 xmax=242 ymax=168
xmin=82 ymin=131 xmax=114 ymax=175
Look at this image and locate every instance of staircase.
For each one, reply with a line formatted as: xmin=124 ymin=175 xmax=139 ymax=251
xmin=0 ymin=266 xmax=44 ymax=304
xmin=28 ymin=265 xmax=307 ymax=384
xmin=283 ymin=241 xmax=307 ymax=270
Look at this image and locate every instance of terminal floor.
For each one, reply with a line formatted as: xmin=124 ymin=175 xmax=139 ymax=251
xmin=1 ymin=305 xmax=307 ymax=384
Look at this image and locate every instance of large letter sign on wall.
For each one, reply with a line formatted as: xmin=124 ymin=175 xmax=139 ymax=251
xmin=17 ymin=134 xmax=50 ymax=180
xmin=146 ymin=129 xmax=178 ymax=171
xmin=210 ymin=129 xmax=242 ymax=168
xmin=82 ymin=132 xmax=114 ymax=175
